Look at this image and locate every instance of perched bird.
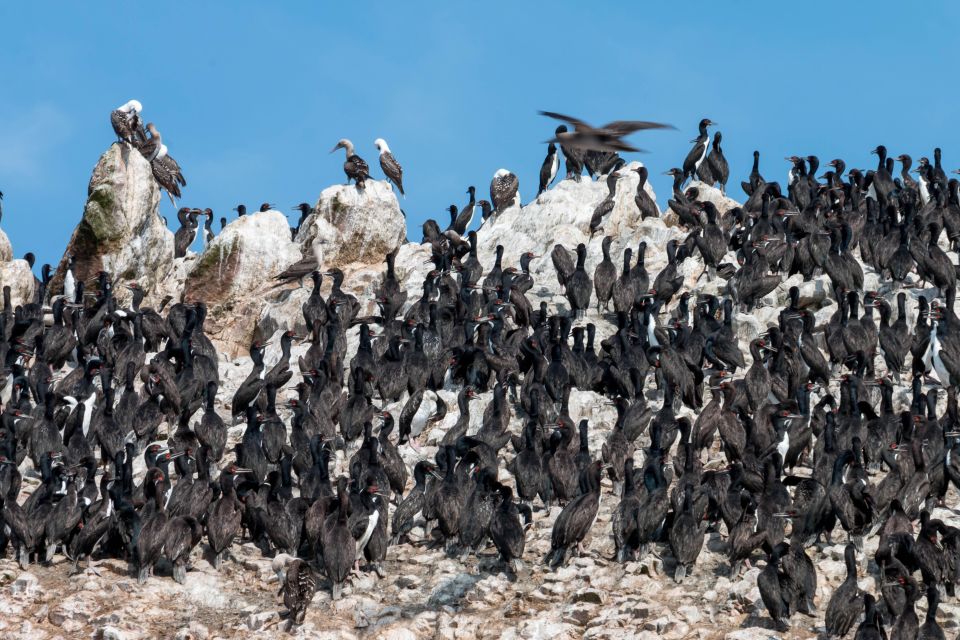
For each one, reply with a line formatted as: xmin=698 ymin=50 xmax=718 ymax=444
xmin=538 ymin=143 xmax=559 ymax=195
xmin=490 ymin=169 xmax=519 ymax=213
xmin=331 ymin=138 xmax=370 ymax=188
xmin=374 ymin=138 xmax=405 ymax=196
xmin=110 ymin=100 xmax=144 ymax=146
xmin=682 ymin=118 xmax=715 ymax=185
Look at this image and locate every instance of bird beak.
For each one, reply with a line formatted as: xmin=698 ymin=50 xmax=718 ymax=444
xmin=330 ymin=144 xmax=341 ymax=153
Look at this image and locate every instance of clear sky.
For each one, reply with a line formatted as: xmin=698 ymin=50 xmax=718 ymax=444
xmin=1 ymin=2 xmax=958 ymax=267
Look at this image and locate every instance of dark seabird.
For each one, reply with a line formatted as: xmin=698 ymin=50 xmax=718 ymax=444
xmin=374 ymin=138 xmax=404 ymax=196
xmin=490 ymin=169 xmax=519 ymax=213
xmin=706 ymin=132 xmax=729 ymax=193
xmin=452 ymin=187 xmax=476 ymax=235
xmin=234 ymin=204 xmax=247 ymax=217
xmin=670 ymin=484 xmax=706 ymax=582
xmin=589 ymin=173 xmax=621 ymax=236
xmin=152 ymin=145 xmax=186 ymax=206
xmin=539 ymin=111 xmax=674 ymax=152
xmin=293 ymin=202 xmax=313 ymax=227
xmin=273 ymin=244 xmax=322 ymax=286
xmin=201 ymin=208 xmax=214 ymax=248
xmin=682 ymin=118 xmax=715 ymax=185
xmin=632 ymin=166 xmax=658 ymax=220
xmin=138 ymin=122 xmax=163 ymax=162
xmin=173 ymin=208 xmax=200 ymax=258
xmin=331 ymin=138 xmax=370 ymax=189
xmin=538 ymin=143 xmax=559 ymax=195
xmin=555 ymin=125 xmax=585 ymax=181
xmin=477 ymin=199 xmax=494 ymax=224
xmin=546 ymin=460 xmax=603 ymax=567
xmin=584 ymin=150 xmax=625 ymax=177
xmin=594 ymin=236 xmax=616 ymax=312
xmin=824 ymin=544 xmax=864 ymax=638
xmin=566 ymin=243 xmax=592 ymax=319
xmin=139 ymin=126 xmax=185 ymax=206
xmin=110 ymin=100 xmax=144 ymax=146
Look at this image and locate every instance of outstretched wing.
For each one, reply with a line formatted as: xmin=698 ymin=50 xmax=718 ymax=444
xmin=538 ymin=111 xmax=589 ymax=130
xmin=601 ymin=120 xmax=676 ymax=135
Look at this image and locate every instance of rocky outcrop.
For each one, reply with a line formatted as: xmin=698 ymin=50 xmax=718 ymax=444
xmin=50 ymin=143 xmax=174 ymax=300
xmin=297 ymin=180 xmax=406 ymax=268
xmin=474 ymin=162 xmax=684 ymax=325
xmin=0 ymin=224 xmax=35 ymax=306
xmin=480 ymin=162 xmax=655 ymax=255
xmin=0 ymin=258 xmax=36 ymax=307
xmin=683 ymin=180 xmax=742 ymax=214
xmin=0 ymin=227 xmax=12 ymax=262
xmin=183 ymin=211 xmax=301 ymax=358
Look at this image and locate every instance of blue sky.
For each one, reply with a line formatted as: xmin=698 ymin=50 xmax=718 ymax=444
xmin=1 ymin=2 xmax=958 ymax=267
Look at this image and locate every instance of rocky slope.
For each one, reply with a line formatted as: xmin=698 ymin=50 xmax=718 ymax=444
xmin=2 ymin=143 xmax=960 ymax=640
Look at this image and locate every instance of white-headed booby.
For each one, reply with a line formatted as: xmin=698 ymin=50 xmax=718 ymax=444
xmin=490 ymin=169 xmax=519 ymax=214
xmin=374 ymin=138 xmax=404 ymax=197
xmin=110 ymin=100 xmax=144 ymax=146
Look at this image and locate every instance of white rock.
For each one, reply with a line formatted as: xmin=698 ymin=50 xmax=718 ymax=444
xmin=246 ymin=610 xmax=278 ymax=631
xmin=52 ymin=143 xmax=174 ymax=302
xmin=373 ymin=627 xmax=418 ymax=640
xmin=187 ymin=211 xmax=300 ymax=301
xmin=0 ymin=227 xmax=11 ymax=262
xmin=183 ymin=211 xmax=301 ymax=357
xmin=300 ymin=180 xmax=406 ymax=267
xmin=0 ymin=259 xmax=36 ymax=307
xmin=685 ymin=180 xmax=742 ymax=215
xmin=10 ymin=572 xmax=38 ymax=596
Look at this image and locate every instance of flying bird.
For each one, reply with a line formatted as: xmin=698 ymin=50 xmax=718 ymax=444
xmin=539 ymin=111 xmax=675 ymax=153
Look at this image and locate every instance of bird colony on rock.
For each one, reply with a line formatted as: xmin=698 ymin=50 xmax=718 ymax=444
xmin=3 ymin=103 xmax=960 ymax=637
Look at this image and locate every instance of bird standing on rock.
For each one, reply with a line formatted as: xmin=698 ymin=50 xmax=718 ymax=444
xmin=682 ymin=118 xmax=715 ymax=185
xmin=538 ymin=143 xmax=559 ymax=195
xmin=490 ymin=169 xmax=519 ymax=214
xmin=110 ymin=100 xmax=144 ymax=146
xmin=374 ymin=138 xmax=404 ymax=196
xmin=331 ymin=138 xmax=370 ymax=188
